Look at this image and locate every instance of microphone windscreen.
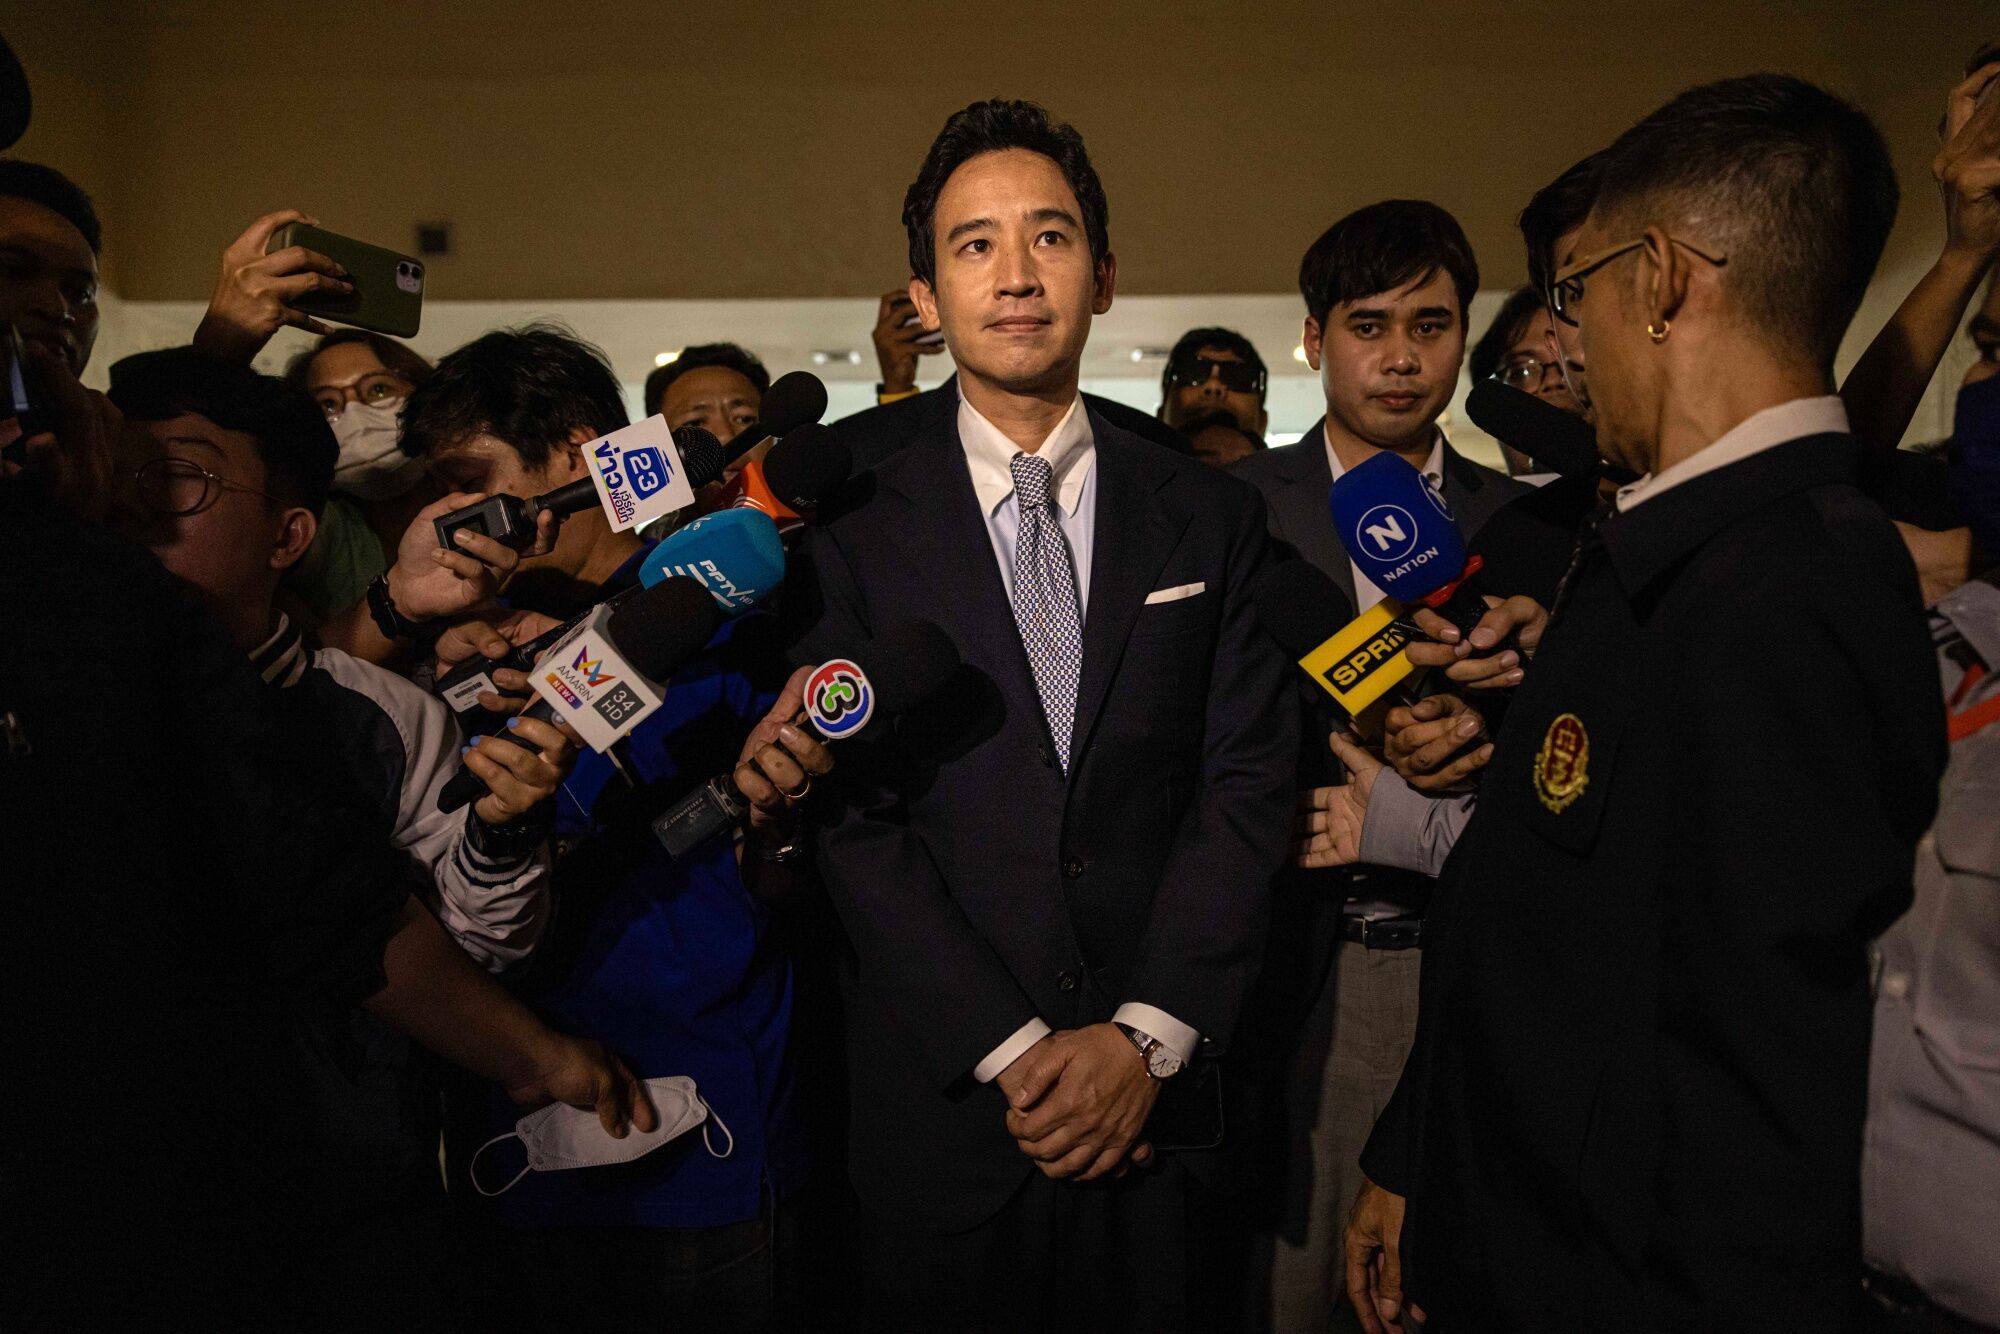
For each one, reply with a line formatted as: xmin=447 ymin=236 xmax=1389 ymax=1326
xmin=1328 ymin=453 xmax=1467 ymax=603
xmin=1253 ymin=559 xmax=1355 ymax=658
xmin=1465 ymin=379 xmax=1602 ymax=479
xmin=758 ymin=371 xmax=830 ymax=438
xmin=803 ymin=619 xmax=961 ymax=740
xmin=760 ymin=424 xmax=851 ymax=509
xmin=604 ymin=576 xmax=727 ymax=682
xmin=637 ymin=507 xmax=786 ymax=612
xmin=0 ymin=34 xmax=28 ymax=152
xmin=671 ymin=425 xmax=725 ymax=488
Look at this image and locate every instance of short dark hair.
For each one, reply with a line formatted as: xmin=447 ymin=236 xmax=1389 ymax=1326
xmin=282 ymin=329 xmax=433 ymax=394
xmin=0 ymin=158 xmax=101 ymax=253
xmin=1299 ymin=200 xmax=1479 ymax=327
xmin=399 ymin=323 xmax=628 ymax=468
xmin=641 ymin=341 xmax=770 ymax=416
xmin=1519 ymin=151 xmax=1604 ymax=297
xmin=1470 ymin=287 xmax=1548 ymax=384
xmin=1592 ymin=73 xmax=1898 ymax=370
xmin=902 ymin=99 xmax=1109 ymax=288
xmin=1162 ymin=327 xmax=1267 ymax=402
xmin=108 ymin=347 xmax=337 ymax=516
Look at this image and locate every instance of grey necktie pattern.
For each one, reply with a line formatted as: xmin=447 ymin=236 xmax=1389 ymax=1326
xmin=1007 ymin=451 xmax=1084 ymax=770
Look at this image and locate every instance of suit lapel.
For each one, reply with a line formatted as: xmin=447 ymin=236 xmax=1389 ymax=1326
xmin=1274 ymin=421 xmax=1355 ymax=609
xmin=1069 ymin=420 xmax=1187 ymax=766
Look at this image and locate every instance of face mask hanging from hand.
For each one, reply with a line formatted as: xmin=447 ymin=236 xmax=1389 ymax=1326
xmin=469 ymin=1075 xmax=733 ymax=1197
xmin=331 ymin=397 xmax=426 ymax=500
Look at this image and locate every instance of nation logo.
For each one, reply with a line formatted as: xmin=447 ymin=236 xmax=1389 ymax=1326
xmin=1533 ymin=712 xmax=1590 ymax=813
xmin=805 ymin=658 xmax=874 ymax=739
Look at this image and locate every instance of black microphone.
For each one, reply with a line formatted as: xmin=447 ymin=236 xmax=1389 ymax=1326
xmin=1465 ymin=379 xmax=1636 ymax=483
xmin=1254 ymin=557 xmax=1427 ymax=728
xmin=716 ymin=371 xmax=829 ymax=467
xmin=433 ymin=426 xmax=726 ymax=552
xmin=652 ymin=619 xmax=961 ymax=859
xmin=700 ymin=423 xmax=852 ymax=525
xmin=437 ymin=577 xmax=725 ymax=813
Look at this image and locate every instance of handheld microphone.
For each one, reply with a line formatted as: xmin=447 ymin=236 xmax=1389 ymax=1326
xmin=434 ymin=504 xmax=785 ymax=721
xmin=652 ymin=619 xmax=961 ymax=859
xmin=436 ymin=578 xmax=724 ymax=813
xmin=702 ymin=424 xmax=852 ymax=526
xmin=433 ymin=426 xmax=725 ymax=552
xmin=717 ymin=371 xmax=829 ymax=468
xmin=1254 ymin=558 xmax=1417 ymax=722
xmin=1329 ymin=453 xmax=1488 ymax=638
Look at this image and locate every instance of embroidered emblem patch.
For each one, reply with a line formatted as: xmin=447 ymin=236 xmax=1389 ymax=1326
xmin=1534 ymin=712 xmax=1590 ymax=813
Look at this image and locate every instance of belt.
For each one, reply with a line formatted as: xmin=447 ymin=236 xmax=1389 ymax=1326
xmin=1865 ymin=1268 xmax=2000 ymax=1334
xmin=1339 ymin=912 xmax=1423 ymax=950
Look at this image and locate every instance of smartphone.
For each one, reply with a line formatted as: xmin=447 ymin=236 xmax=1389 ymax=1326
xmin=266 ymin=222 xmax=425 ymax=338
xmin=900 ymin=312 xmax=946 ymax=347
xmin=2 ymin=323 xmax=40 ymax=452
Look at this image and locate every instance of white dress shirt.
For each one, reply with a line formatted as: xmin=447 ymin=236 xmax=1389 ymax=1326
xmin=956 ymin=394 xmax=1202 ymax=1083
xmin=1324 ymin=430 xmax=1447 ymax=608
xmin=1616 ymin=395 xmax=1849 ymax=512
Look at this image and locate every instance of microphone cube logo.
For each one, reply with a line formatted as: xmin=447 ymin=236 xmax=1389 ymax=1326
xmin=529 ymin=605 xmax=665 ymax=751
xmin=1355 ymin=504 xmax=1419 ymax=562
xmin=585 ymin=415 xmax=699 ymax=532
xmin=805 ymin=659 xmax=874 ymax=739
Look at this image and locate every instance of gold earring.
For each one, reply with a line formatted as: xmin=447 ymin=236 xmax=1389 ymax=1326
xmin=1647 ymin=320 xmax=1671 ymax=344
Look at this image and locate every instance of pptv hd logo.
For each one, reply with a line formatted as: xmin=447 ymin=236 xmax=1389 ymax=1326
xmin=804 ymin=659 xmax=874 ymax=739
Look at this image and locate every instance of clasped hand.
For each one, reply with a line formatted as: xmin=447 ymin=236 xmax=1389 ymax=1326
xmin=995 ymin=1024 xmax=1158 ymax=1181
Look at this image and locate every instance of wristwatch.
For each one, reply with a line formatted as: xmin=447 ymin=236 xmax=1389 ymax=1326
xmin=366 ymin=572 xmax=435 ymax=643
xmin=1116 ymin=1024 xmax=1184 ymax=1080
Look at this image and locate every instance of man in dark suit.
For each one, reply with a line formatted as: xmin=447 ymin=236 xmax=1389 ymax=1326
xmin=1346 ymin=76 xmax=1946 ymax=1334
xmin=1233 ymin=200 xmax=1524 ymax=1333
xmin=793 ymin=99 xmax=1294 ymax=1330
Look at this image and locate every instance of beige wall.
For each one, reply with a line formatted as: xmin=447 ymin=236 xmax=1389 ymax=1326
xmin=7 ymin=1 xmax=1994 ymax=303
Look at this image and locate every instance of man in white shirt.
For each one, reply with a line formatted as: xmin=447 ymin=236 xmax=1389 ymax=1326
xmin=794 ymin=98 xmax=1294 ymax=1330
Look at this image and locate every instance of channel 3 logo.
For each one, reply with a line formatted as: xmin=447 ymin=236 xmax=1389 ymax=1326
xmin=805 ymin=659 xmax=875 ymax=738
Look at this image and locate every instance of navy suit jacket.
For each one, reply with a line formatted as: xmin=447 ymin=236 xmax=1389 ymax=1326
xmin=791 ymin=402 xmax=1296 ymax=1231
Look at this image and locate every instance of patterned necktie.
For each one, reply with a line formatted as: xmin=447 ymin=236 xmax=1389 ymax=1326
xmin=1008 ymin=451 xmax=1084 ymax=770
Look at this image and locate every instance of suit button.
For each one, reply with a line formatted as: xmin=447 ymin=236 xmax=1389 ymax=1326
xmin=1062 ymin=857 xmax=1084 ymax=880
xmin=1037 ymin=744 xmax=1055 ymax=768
xmin=1058 ymin=970 xmax=1079 ymax=993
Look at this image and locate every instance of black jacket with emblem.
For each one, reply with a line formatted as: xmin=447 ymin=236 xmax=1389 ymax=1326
xmin=1360 ymin=433 xmax=1946 ymax=1332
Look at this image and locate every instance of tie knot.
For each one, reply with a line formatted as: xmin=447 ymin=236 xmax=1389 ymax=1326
xmin=1010 ymin=451 xmax=1056 ymax=511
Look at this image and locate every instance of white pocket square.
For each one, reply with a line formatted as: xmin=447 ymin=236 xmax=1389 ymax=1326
xmin=1144 ymin=582 xmax=1206 ymax=605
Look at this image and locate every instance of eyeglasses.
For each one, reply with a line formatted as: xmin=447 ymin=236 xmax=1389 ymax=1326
xmin=312 ymin=372 xmax=411 ymax=420
xmin=133 ymin=455 xmax=281 ymax=516
xmin=1547 ymin=235 xmax=1728 ymax=326
xmin=1492 ymin=356 xmax=1561 ymax=392
xmin=1165 ymin=355 xmax=1266 ymax=397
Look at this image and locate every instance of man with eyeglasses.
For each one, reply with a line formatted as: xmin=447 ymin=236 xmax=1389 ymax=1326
xmin=1345 ymin=76 xmax=1945 ymax=1334
xmin=1467 ymin=286 xmax=1584 ymax=481
xmin=1158 ymin=326 xmax=1269 ymax=448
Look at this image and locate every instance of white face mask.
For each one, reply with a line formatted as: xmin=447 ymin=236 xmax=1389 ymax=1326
xmin=330 ymin=397 xmax=425 ymax=500
xmin=470 ymin=1074 xmax=732 ymax=1197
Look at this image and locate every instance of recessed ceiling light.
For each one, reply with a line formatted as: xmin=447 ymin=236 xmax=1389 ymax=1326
xmin=811 ymin=350 xmax=863 ymax=366
xmin=654 ymin=350 xmax=681 ymax=367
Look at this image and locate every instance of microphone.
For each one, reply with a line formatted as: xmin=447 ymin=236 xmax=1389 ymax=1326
xmin=652 ymin=619 xmax=962 ymax=859
xmin=1329 ymin=452 xmax=1488 ymax=639
xmin=702 ymin=424 xmax=852 ymax=526
xmin=717 ymin=371 xmax=829 ymax=468
xmin=436 ymin=577 xmax=724 ymax=812
xmin=1465 ymin=379 xmax=1638 ymax=485
xmin=434 ymin=503 xmax=784 ymax=721
xmin=432 ymin=426 xmax=726 ymax=552
xmin=1254 ymin=558 xmax=1418 ymax=723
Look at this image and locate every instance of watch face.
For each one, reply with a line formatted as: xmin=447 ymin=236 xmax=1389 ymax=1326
xmin=1147 ymin=1047 xmax=1183 ymax=1079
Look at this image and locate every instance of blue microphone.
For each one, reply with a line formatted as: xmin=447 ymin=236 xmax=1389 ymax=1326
xmin=1328 ymin=452 xmax=1486 ymax=634
xmin=638 ymin=507 xmax=785 ymax=613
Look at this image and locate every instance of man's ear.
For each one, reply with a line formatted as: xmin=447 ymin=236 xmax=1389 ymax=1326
xmin=1640 ymin=226 xmax=1691 ymax=334
xmin=909 ymin=275 xmax=940 ymax=339
xmin=270 ymin=507 xmax=317 ymax=574
xmin=555 ymin=427 xmax=596 ymax=482
xmin=1254 ymin=405 xmax=1269 ymax=436
xmin=1092 ymin=251 xmax=1118 ymax=315
xmin=1302 ymin=316 xmax=1324 ymax=373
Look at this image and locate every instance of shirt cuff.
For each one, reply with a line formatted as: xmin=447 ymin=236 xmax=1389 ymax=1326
xmin=973 ymin=1017 xmax=1051 ymax=1083
xmin=1113 ymin=1003 xmax=1199 ymax=1067
xmin=1358 ymin=769 xmax=1428 ymax=873
xmin=876 ymin=387 xmax=922 ymax=405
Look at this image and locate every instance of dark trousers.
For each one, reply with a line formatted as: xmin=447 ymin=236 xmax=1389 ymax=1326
xmin=862 ymin=1156 xmax=1248 ymax=1333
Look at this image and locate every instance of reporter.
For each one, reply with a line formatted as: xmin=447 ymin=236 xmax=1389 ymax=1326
xmin=0 ymin=158 xmax=100 ymax=375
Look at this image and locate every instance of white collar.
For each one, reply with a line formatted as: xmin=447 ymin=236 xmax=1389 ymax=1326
xmin=959 ymin=394 xmax=1095 ymax=518
xmin=248 ymin=612 xmax=308 ymax=688
xmin=1324 ymin=428 xmax=1447 ymax=489
xmin=1616 ymin=395 xmax=1848 ymax=512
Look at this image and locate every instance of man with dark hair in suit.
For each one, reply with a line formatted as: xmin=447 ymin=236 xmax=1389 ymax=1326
xmin=1233 ymin=198 xmax=1524 ymax=1333
xmin=793 ymin=97 xmax=1294 ymax=1330
xmin=1347 ymin=75 xmax=1944 ymax=1334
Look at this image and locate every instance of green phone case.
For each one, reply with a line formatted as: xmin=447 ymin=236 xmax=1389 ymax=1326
xmin=266 ymin=223 xmax=425 ymax=338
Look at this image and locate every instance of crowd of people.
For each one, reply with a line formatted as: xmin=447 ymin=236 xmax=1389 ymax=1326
xmin=5 ymin=31 xmax=2000 ymax=1334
